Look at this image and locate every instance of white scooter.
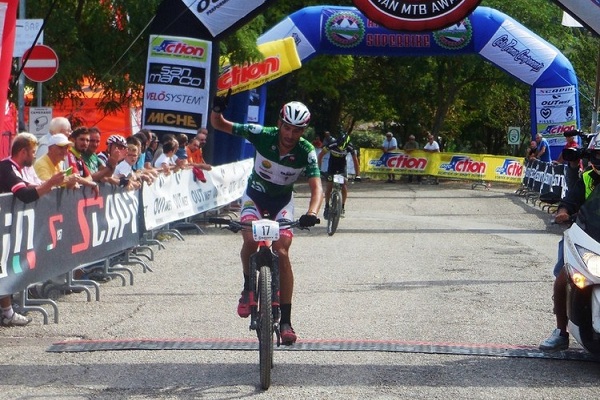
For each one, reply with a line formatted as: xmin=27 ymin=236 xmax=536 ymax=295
xmin=563 ymin=220 xmax=600 ymax=354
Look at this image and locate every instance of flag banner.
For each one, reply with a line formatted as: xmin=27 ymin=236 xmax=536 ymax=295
xmin=141 ymin=35 xmax=212 ymax=134
xmin=141 ymin=159 xmax=252 ymax=230
xmin=553 ymin=0 xmax=600 ymax=36
xmin=217 ymin=37 xmax=301 ymax=96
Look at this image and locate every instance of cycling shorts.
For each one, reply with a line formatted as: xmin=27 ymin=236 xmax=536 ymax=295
xmin=240 ymin=187 xmax=295 ymax=238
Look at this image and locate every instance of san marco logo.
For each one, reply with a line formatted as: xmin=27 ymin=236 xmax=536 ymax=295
xmin=353 ymin=0 xmax=482 ymax=32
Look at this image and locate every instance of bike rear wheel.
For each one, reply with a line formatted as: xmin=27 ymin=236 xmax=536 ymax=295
xmin=258 ymin=265 xmax=273 ymax=389
xmin=327 ymin=189 xmax=342 ymax=236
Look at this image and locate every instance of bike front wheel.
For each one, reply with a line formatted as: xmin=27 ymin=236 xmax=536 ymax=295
xmin=258 ymin=265 xmax=273 ymax=389
xmin=327 ymin=189 xmax=342 ymax=236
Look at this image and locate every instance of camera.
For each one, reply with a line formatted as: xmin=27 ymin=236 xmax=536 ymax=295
xmin=560 ymin=129 xmax=596 ymax=162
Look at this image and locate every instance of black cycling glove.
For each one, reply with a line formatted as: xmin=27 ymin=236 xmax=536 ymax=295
xmin=212 ymin=88 xmax=232 ymax=113
xmin=299 ymin=214 xmax=318 ymax=228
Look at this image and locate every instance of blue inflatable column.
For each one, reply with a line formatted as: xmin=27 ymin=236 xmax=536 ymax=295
xmin=211 ymin=92 xmax=251 ymax=165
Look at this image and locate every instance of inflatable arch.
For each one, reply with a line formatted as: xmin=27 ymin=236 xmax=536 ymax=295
xmin=214 ymin=6 xmax=580 ymax=164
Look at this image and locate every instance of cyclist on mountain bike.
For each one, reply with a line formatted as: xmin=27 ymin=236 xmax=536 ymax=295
xmin=210 ymin=94 xmax=323 ymax=345
xmin=317 ymin=131 xmax=360 ymax=218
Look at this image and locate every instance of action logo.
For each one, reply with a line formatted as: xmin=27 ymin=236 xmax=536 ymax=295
xmin=433 ymin=18 xmax=473 ymax=50
xmin=440 ymin=156 xmax=486 ymax=174
xmin=369 ymin=152 xmax=427 ymax=170
xmin=495 ymin=160 xmax=523 ymax=178
xmin=325 ymin=12 xmax=365 ymax=48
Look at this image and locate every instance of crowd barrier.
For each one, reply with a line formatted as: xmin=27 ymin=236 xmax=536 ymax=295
xmin=0 ymin=159 xmax=253 ymax=316
xmin=514 ymin=159 xmax=569 ymax=212
xmin=359 ymin=149 xmax=524 ymax=185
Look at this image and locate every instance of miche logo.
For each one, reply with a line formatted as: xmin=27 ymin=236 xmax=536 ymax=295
xmin=145 ymin=109 xmax=201 ymax=129
xmin=440 ymin=156 xmax=486 ymax=174
xmin=151 ymin=40 xmax=206 ymax=59
xmin=217 ymin=57 xmax=280 ymax=90
xmin=353 ymin=0 xmax=482 ymax=31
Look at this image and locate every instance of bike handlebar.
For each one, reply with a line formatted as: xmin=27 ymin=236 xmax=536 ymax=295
xmin=208 ymin=217 xmax=320 ymax=232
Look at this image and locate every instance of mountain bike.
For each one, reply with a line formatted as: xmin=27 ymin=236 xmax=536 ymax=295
xmin=326 ymin=173 xmax=345 ymax=236
xmin=209 ymin=216 xmax=317 ymax=389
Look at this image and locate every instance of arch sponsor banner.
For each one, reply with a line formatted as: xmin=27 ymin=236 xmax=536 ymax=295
xmin=352 ymin=0 xmax=482 ymax=32
xmin=216 ymin=37 xmax=301 ymax=96
xmin=141 ymin=35 xmax=212 ymax=134
xmin=259 ymin=6 xmax=579 ymax=160
xmin=361 ymin=149 xmax=524 ymax=184
xmin=535 ymin=85 xmax=578 ymax=147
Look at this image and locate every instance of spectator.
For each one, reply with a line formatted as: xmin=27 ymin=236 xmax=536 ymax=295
xmin=112 ymin=143 xmax=142 ymax=190
xmin=186 ymin=133 xmax=212 ymax=171
xmin=34 ymin=134 xmax=78 ymax=189
xmin=66 ymin=127 xmax=99 ymax=194
xmin=145 ymin=132 xmax=159 ymax=169
xmin=539 ymin=134 xmax=600 ymax=350
xmin=83 ymin=127 xmax=123 ymax=182
xmin=526 ymin=140 xmax=537 ymax=161
xmin=175 ymin=133 xmax=189 ymax=167
xmin=423 ymin=133 xmax=440 ymax=184
xmin=153 ymin=137 xmax=178 ymax=175
xmin=0 ymin=133 xmax=65 ymax=326
xmin=319 ymin=131 xmax=334 ymax=177
xmin=403 ymin=134 xmax=421 ymax=183
xmin=555 ymin=130 xmax=580 ymax=166
xmin=381 ymin=132 xmax=398 ymax=183
xmin=535 ymin=133 xmax=552 ymax=163
xmin=36 ymin=117 xmax=72 ymax=158
xmin=132 ymin=132 xmax=150 ymax=172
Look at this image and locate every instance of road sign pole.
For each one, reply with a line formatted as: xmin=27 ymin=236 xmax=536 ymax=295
xmin=18 ymin=0 xmax=26 ymax=131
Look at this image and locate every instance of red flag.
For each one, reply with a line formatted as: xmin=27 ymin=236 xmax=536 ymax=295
xmin=0 ymin=1 xmax=17 ymax=137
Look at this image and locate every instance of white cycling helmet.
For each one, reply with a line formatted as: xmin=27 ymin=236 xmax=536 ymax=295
xmin=280 ymin=101 xmax=311 ymax=128
xmin=107 ymin=134 xmax=127 ymax=147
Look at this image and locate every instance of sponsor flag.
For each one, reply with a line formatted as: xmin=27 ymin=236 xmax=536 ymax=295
xmin=553 ymin=0 xmax=600 ymax=36
xmin=0 ymin=1 xmax=17 ymax=135
xmin=216 ymin=37 xmax=301 ymax=96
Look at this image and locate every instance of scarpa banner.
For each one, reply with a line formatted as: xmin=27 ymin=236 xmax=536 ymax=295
xmin=361 ymin=149 xmax=524 ymax=184
xmin=0 ymin=185 xmax=140 ymax=296
xmin=217 ymin=37 xmax=301 ymax=96
xmin=141 ymin=159 xmax=252 ymax=230
xmin=141 ymin=35 xmax=212 ymax=134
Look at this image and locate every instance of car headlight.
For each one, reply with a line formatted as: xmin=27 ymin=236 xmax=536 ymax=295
xmin=576 ymin=244 xmax=600 ymax=277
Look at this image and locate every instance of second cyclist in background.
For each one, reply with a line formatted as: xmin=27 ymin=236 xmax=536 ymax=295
xmin=318 ymin=130 xmax=360 ymax=219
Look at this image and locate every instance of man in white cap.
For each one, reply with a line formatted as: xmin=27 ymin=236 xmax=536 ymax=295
xmin=36 ymin=117 xmax=72 ymax=158
xmin=34 ymin=133 xmax=77 ymax=189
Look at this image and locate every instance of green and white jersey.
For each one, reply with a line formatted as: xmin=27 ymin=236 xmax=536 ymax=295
xmin=232 ymin=123 xmax=320 ymax=196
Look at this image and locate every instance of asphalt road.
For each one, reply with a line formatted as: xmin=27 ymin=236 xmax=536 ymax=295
xmin=1 ymin=178 xmax=598 ymax=399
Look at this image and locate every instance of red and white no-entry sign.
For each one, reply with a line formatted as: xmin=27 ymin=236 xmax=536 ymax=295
xmin=22 ymin=44 xmax=59 ymax=82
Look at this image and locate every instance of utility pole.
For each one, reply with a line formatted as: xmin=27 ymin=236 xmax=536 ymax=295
xmin=593 ymin=42 xmax=600 ymax=133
